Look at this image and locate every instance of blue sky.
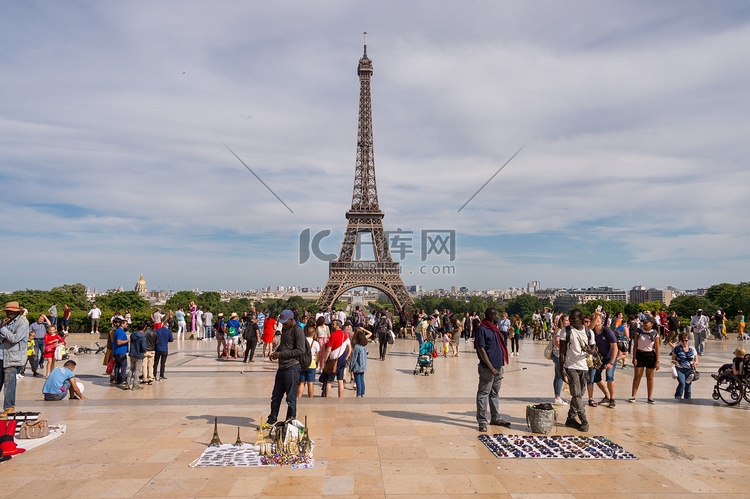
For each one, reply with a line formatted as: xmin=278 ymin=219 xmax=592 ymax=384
xmin=1 ymin=1 xmax=749 ymax=293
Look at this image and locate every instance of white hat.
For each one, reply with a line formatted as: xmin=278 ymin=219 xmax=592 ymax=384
xmin=77 ymin=381 xmax=85 ymax=394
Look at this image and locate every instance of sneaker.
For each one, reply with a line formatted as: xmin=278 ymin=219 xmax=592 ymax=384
xmin=261 ymin=421 xmax=273 ymax=431
xmin=628 ymin=397 xmax=636 ymax=403
xmin=34 ymin=373 xmax=44 ymax=378
xmin=490 ymin=419 xmax=511 ymax=428
xmin=553 ymin=398 xmax=568 ymax=405
xmin=478 ymin=424 xmax=487 ymax=433
xmin=133 ymin=385 xmax=144 ymax=390
xmin=647 ymin=398 xmax=655 ymax=404
xmin=579 ymin=419 xmax=590 ymax=432
xmin=609 ymin=399 xmax=616 ymax=408
xmin=16 ymin=373 xmax=24 ymax=379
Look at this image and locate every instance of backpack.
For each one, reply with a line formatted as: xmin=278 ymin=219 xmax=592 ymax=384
xmin=376 ymin=317 xmax=390 ymax=335
xmin=299 ymin=327 xmax=312 ymax=369
xmin=228 ymin=325 xmax=238 ymax=337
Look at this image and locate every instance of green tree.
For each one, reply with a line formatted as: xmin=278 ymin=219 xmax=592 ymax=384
xmin=96 ymin=290 xmax=150 ymax=312
xmin=668 ymin=295 xmax=717 ymax=321
xmin=706 ymin=283 xmax=750 ymax=319
xmin=164 ymin=291 xmax=198 ymax=312
xmin=505 ymin=294 xmax=551 ymax=318
xmin=196 ymin=291 xmax=221 ymax=311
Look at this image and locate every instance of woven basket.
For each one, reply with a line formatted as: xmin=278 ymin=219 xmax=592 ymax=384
xmin=525 ymin=405 xmax=557 ymax=434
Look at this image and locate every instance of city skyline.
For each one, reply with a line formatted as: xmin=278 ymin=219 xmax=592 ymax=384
xmin=2 ymin=2 xmax=749 ymax=292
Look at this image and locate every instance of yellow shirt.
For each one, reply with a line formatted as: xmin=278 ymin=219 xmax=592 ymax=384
xmin=27 ymin=339 xmax=35 ymax=356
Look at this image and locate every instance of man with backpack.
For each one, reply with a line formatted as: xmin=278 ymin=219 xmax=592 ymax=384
xmin=375 ymin=311 xmax=392 ymax=361
xmin=263 ymin=310 xmax=309 ymax=430
xmin=225 ymin=313 xmax=242 ymax=359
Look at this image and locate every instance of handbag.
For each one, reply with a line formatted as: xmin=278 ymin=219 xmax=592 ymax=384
xmin=54 ymin=344 xmax=65 ymax=361
xmin=387 ymin=331 xmax=395 ymax=345
xmin=691 ymin=368 xmax=701 ymax=381
xmin=543 ymin=337 xmax=555 ymax=360
xmin=671 ymin=365 xmax=678 ymax=379
xmin=19 ymin=420 xmax=50 ymax=439
xmin=324 ymin=358 xmax=338 ymax=374
xmin=105 ymin=357 xmax=115 ymax=375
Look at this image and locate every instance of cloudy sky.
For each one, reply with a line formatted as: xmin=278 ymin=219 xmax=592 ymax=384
xmin=1 ymin=1 xmax=748 ymax=294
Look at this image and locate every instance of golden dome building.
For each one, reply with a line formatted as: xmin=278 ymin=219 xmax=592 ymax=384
xmin=135 ymin=274 xmax=148 ymax=296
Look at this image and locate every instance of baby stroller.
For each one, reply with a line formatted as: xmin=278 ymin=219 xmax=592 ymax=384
xmin=413 ymin=340 xmax=435 ymax=376
xmin=712 ymin=354 xmax=750 ymax=405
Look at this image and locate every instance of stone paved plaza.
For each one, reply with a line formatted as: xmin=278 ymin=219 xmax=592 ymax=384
xmin=3 ymin=335 xmax=749 ymax=498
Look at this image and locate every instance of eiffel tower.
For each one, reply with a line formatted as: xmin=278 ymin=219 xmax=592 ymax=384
xmin=317 ymin=35 xmax=413 ymax=313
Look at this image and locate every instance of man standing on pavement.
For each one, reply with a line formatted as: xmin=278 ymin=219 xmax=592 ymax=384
xmin=87 ymin=304 xmax=102 ymax=334
xmin=690 ymin=309 xmax=708 ymax=356
xmin=127 ymin=323 xmax=146 ymax=390
xmin=143 ymin=323 xmax=157 ymax=385
xmin=47 ymin=303 xmax=58 ymax=327
xmin=112 ymin=318 xmax=129 ymax=385
xmin=475 ymin=308 xmax=511 ymax=432
xmin=203 ymin=308 xmax=213 ymax=340
xmin=586 ymin=313 xmax=619 ymax=408
xmin=29 ymin=314 xmax=49 ymax=372
xmin=263 ymin=310 xmax=307 ymax=429
xmin=152 ymin=308 xmax=164 ymax=330
xmin=1 ymin=302 xmax=30 ymax=418
xmin=559 ymin=308 xmax=597 ymax=432
xmin=154 ymin=322 xmax=173 ymax=380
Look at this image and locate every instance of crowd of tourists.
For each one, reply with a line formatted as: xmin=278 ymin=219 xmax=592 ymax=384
xmin=1 ymin=298 xmax=746 ymax=436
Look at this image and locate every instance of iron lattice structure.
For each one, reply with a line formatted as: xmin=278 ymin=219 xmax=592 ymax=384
xmin=317 ymin=40 xmax=413 ymax=313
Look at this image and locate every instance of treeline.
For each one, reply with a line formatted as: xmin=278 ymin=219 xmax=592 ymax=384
xmin=6 ymin=282 xmax=748 ymax=329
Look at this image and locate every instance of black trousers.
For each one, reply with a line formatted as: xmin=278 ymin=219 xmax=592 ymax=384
xmin=114 ymin=354 xmax=128 ymax=383
xmin=154 ymin=351 xmax=168 ymax=378
xmin=267 ymin=364 xmax=301 ymax=425
xmin=378 ymin=332 xmax=389 ymax=359
xmin=244 ymin=337 xmax=258 ymax=361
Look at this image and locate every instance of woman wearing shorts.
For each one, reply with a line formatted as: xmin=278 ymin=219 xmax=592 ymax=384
xmin=630 ymin=315 xmax=661 ymax=404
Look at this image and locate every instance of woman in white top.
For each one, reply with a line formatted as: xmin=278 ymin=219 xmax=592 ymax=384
xmin=630 ymin=315 xmax=661 ymax=404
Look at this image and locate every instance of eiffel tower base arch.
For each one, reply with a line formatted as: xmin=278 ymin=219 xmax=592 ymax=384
xmin=317 ymin=261 xmax=413 ymax=314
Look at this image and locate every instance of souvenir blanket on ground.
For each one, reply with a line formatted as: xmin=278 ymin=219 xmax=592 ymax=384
xmin=14 ymin=425 xmax=67 ymax=452
xmin=479 ymin=434 xmax=637 ymax=460
xmin=189 ymin=443 xmax=314 ymax=468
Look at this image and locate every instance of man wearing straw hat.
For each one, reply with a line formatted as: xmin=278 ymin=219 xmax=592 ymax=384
xmin=0 ymin=302 xmax=30 ymax=419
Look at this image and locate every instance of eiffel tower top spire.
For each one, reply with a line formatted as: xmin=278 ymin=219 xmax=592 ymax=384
xmin=350 ymin=31 xmax=380 ymax=214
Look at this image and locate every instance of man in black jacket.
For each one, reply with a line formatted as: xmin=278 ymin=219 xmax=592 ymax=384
xmin=264 ymin=309 xmax=306 ymax=428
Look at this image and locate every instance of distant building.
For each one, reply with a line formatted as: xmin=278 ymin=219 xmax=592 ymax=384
xmin=554 ymin=287 xmax=627 ymax=313
xmin=629 ymin=286 xmax=674 ymax=306
xmin=135 ymin=274 xmax=148 ymax=296
xmin=647 ymin=288 xmax=674 ymax=306
xmin=629 ymin=286 xmax=648 ymax=304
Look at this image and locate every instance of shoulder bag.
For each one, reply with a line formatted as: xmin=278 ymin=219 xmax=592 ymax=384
xmin=544 ymin=336 xmax=555 ymax=360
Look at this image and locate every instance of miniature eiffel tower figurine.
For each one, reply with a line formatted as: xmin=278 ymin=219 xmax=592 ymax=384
xmin=209 ymin=417 xmax=222 ymax=446
xmin=234 ymin=427 xmax=243 ymax=446
xmin=255 ymin=417 xmax=266 ymax=447
xmin=300 ymin=416 xmax=312 ymax=456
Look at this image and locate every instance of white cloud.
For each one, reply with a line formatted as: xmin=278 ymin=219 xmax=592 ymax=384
xmin=1 ymin=1 xmax=749 ymax=292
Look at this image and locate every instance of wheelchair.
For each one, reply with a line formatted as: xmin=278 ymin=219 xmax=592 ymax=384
xmin=712 ymin=354 xmax=750 ymax=406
